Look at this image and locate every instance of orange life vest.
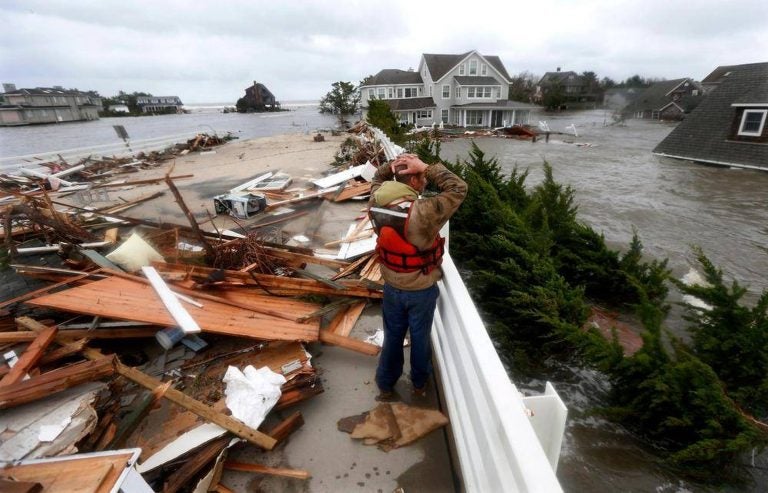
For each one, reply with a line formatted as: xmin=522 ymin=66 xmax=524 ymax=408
xmin=369 ymin=203 xmax=445 ymax=274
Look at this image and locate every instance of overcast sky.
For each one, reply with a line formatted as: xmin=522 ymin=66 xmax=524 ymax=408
xmin=2 ymin=0 xmax=766 ymax=103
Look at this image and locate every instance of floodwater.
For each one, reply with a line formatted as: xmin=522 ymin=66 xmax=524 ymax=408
xmin=0 ymin=101 xmax=336 ymax=163
xmin=2 ymin=106 xmax=766 ymax=491
xmin=442 ymin=110 xmax=768 ymax=492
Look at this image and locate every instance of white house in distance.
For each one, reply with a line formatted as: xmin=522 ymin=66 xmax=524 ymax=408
xmin=360 ymin=50 xmax=537 ymax=128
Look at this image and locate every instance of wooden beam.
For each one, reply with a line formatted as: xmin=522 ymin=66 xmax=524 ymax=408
xmin=82 ymin=348 xmax=277 ymax=450
xmin=38 ymin=338 xmax=88 ymax=366
xmin=0 ymin=356 xmax=115 ymax=409
xmin=223 ymin=461 xmax=311 ymax=480
xmin=0 ymin=325 xmax=58 ymax=386
xmin=329 ymin=301 xmax=367 ymax=337
xmin=318 ymin=329 xmax=380 ymax=356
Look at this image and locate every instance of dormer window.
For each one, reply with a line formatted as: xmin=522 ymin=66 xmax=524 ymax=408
xmin=481 ymin=64 xmax=487 ymax=76
xmin=459 ymin=64 xmax=465 ymax=76
xmin=469 ymin=60 xmax=478 ymax=75
xmin=738 ymin=109 xmax=767 ymax=137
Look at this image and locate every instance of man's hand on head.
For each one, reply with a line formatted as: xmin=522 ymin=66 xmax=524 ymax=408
xmin=390 ymin=154 xmax=428 ymax=176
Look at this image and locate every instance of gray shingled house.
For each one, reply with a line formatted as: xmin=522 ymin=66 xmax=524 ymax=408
xmin=626 ymin=78 xmax=704 ymax=120
xmin=360 ymin=50 xmax=537 ymax=128
xmin=653 ymin=62 xmax=768 ymax=171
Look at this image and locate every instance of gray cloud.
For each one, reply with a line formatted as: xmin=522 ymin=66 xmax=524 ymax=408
xmin=1 ymin=0 xmax=766 ymax=102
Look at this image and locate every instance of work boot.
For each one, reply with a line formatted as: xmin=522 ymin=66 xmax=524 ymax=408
xmin=376 ymin=389 xmax=398 ymax=402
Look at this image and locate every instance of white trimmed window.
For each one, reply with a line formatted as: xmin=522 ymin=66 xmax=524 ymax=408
xmin=397 ymin=88 xmax=403 ymax=98
xmin=368 ymin=89 xmax=374 ymax=99
xmin=377 ymin=88 xmax=385 ymax=99
xmin=466 ymin=110 xmax=483 ymax=125
xmin=469 ymin=60 xmax=478 ymax=75
xmin=388 ymin=88 xmax=393 ymax=99
xmin=481 ymin=64 xmax=487 ymax=76
xmin=416 ymin=110 xmax=432 ymax=119
xmin=455 ymin=86 xmax=460 ymax=98
xmin=494 ymin=87 xmax=501 ymax=99
xmin=404 ymin=87 xmax=418 ymax=98
xmin=442 ymin=85 xmax=450 ymax=98
xmin=459 ymin=64 xmax=466 ymax=75
xmin=738 ymin=109 xmax=767 ymax=137
xmin=467 ymin=87 xmax=475 ymax=98
xmin=441 ymin=109 xmax=449 ymax=123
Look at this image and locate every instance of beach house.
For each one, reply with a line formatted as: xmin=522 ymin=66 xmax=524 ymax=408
xmin=360 ymin=50 xmax=537 ymax=128
xmin=653 ymin=62 xmax=768 ymax=171
xmin=0 ymin=86 xmax=102 ymax=126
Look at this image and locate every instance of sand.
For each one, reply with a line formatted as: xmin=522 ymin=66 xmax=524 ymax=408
xmin=63 ymin=132 xmax=364 ymax=249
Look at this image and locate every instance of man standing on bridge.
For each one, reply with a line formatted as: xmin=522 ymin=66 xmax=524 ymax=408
xmin=368 ymin=153 xmax=467 ymax=401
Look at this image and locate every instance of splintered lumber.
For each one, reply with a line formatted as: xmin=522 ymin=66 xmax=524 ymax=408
xmin=0 ymin=325 xmax=57 ymax=386
xmin=331 ymin=253 xmax=372 ymax=280
xmin=318 ymin=330 xmax=380 ymax=356
xmin=223 ymin=460 xmax=311 ymax=480
xmin=152 ymin=262 xmax=383 ymax=299
xmin=334 ymin=181 xmax=372 ymax=202
xmin=26 ymin=276 xmax=320 ymax=342
xmin=163 ymin=436 xmax=231 ymax=493
xmin=0 ymin=355 xmax=115 ymax=409
xmin=82 ymin=348 xmax=277 ymax=450
xmin=261 ymin=245 xmax=349 ymax=270
xmin=39 ymin=338 xmax=88 ymax=366
xmin=109 ymin=382 xmax=172 ymax=449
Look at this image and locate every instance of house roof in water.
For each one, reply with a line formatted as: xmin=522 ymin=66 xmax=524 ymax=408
xmin=423 ymin=52 xmax=511 ymax=82
xmin=626 ymin=78 xmax=698 ymax=112
xmin=365 ymin=69 xmax=423 ymax=86
xmin=383 ymin=97 xmax=436 ymax=110
xmin=653 ymin=62 xmax=768 ymax=170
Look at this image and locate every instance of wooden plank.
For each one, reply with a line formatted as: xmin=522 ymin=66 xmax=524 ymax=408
xmin=0 ymin=325 xmax=57 ymax=386
xmin=331 ymin=253 xmax=372 ymax=281
xmin=330 ymin=301 xmax=367 ymax=337
xmin=27 ymin=277 xmax=320 ymax=342
xmin=0 ymin=329 xmax=157 ymax=343
xmin=109 ymin=381 xmax=172 ymax=449
xmin=261 ymin=245 xmax=349 ymax=270
xmin=318 ymin=330 xmax=380 ymax=356
xmin=0 ymin=273 xmax=92 ymax=309
xmin=0 ymin=452 xmax=134 ymax=493
xmin=0 ymin=356 xmax=115 ymax=409
xmin=39 ymin=338 xmax=88 ymax=366
xmin=223 ymin=460 xmax=311 ymax=480
xmin=152 ymin=262 xmax=383 ymax=299
xmin=82 ymin=348 xmax=277 ymax=450
xmin=142 ymin=266 xmax=201 ymax=334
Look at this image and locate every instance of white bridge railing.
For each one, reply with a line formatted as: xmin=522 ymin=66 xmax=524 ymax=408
xmin=370 ymin=125 xmax=567 ymax=492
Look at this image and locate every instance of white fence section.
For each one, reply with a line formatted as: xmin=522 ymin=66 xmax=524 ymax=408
xmin=369 ymin=125 xmax=567 ymax=492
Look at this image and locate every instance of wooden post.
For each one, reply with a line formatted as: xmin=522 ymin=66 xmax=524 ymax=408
xmin=164 ymin=171 xmax=216 ymax=262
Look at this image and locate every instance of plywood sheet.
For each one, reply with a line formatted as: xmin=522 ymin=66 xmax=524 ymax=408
xmin=27 ymin=277 xmax=319 ymax=342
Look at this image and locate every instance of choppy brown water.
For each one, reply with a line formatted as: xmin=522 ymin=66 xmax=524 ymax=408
xmin=442 ymin=110 xmax=768 ymax=492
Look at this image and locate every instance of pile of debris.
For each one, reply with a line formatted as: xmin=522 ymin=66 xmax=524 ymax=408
xmin=0 ymin=133 xmax=231 ymax=200
xmin=0 ymin=129 xmax=448 ymax=491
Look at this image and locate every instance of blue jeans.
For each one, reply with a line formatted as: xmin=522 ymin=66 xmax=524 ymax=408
xmin=376 ymin=283 xmax=440 ymax=392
